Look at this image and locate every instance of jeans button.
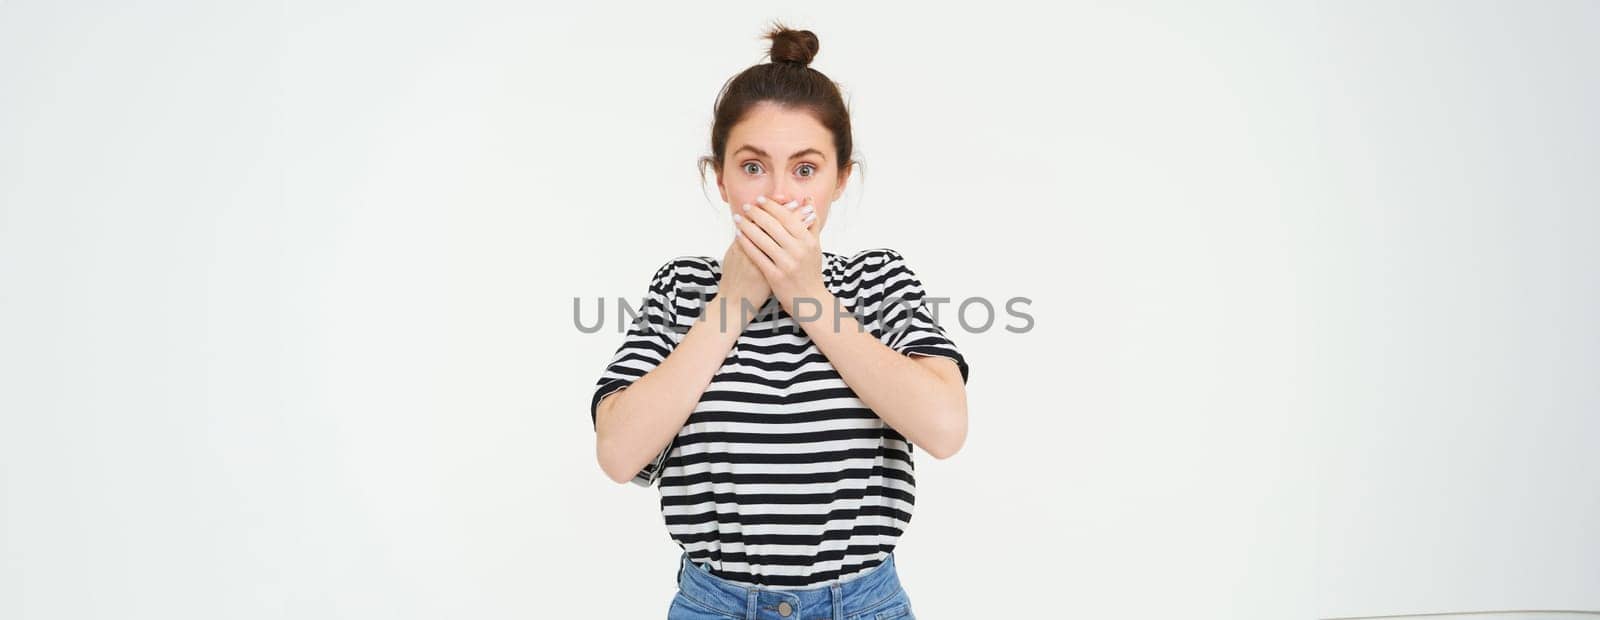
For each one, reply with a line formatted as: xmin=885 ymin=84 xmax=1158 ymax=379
xmin=777 ymin=601 xmax=792 ymax=617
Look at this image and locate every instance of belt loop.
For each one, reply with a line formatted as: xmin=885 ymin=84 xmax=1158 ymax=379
xmin=676 ymin=554 xmax=684 ymax=585
xmin=746 ymin=589 xmax=759 ymax=620
xmin=832 ymin=582 xmax=844 ymax=619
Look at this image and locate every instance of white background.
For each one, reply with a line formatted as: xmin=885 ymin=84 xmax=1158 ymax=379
xmin=2 ymin=1 xmax=1596 ymax=619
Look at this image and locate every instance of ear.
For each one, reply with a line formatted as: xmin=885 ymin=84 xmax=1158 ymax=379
xmin=714 ymin=166 xmax=729 ymax=204
xmin=832 ymin=160 xmax=853 ymax=201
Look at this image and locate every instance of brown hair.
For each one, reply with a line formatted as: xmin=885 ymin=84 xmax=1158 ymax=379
xmin=698 ymin=22 xmax=860 ymax=188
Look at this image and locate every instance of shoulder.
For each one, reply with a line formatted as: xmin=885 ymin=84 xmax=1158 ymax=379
xmin=846 ymin=246 xmax=906 ymax=266
xmin=646 ymin=254 xmax=716 ymax=282
xmin=843 ymin=247 xmax=917 ymax=280
xmin=836 ymin=248 xmax=929 ymax=310
xmin=643 ymin=255 xmax=719 ymax=292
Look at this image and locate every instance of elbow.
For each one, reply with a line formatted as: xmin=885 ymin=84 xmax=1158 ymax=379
xmin=593 ymin=396 xmax=634 ymax=484
xmin=601 ymin=458 xmax=633 ymax=485
xmin=923 ymin=407 xmax=968 ymax=460
xmin=926 ymin=436 xmax=966 ymax=460
xmin=595 ymin=436 xmax=636 ymax=485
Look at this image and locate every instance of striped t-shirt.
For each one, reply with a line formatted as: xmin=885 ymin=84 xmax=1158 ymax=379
xmin=589 ymin=248 xmax=970 ymax=589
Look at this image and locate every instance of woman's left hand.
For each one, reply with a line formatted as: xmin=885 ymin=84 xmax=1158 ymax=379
xmin=732 ymin=194 xmax=825 ymax=314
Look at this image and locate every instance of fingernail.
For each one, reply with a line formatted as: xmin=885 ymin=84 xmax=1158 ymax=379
xmin=741 ymin=203 xmax=751 ymax=212
xmin=784 ymin=200 xmax=798 ymax=209
xmin=755 ymin=196 xmax=768 ymax=204
xmin=733 ymin=213 xmax=744 ymax=223
xmin=799 ymin=205 xmax=815 ymax=216
xmin=802 ymin=212 xmax=815 ymax=224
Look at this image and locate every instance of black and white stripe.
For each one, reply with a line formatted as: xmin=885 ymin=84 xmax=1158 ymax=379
xmin=591 ymin=248 xmax=969 ymax=589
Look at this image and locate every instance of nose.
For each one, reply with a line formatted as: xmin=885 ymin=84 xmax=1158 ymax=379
xmin=763 ymin=188 xmax=788 ymax=205
xmin=768 ymin=178 xmax=796 ymax=203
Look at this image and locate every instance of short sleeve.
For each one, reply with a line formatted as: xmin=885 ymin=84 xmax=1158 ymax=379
xmin=867 ymin=249 xmax=970 ymax=384
xmin=590 ymin=259 xmax=684 ymax=487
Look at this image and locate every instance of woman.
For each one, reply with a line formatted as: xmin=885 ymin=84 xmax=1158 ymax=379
xmin=590 ymin=23 xmax=970 ymax=620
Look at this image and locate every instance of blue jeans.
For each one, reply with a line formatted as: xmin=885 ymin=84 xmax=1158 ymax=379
xmin=668 ymin=552 xmax=917 ymax=620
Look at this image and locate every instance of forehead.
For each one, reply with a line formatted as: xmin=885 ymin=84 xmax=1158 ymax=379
xmin=727 ymin=102 xmax=832 ymax=158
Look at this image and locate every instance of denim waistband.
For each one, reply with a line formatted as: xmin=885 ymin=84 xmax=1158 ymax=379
xmin=674 ymin=552 xmax=906 ymax=620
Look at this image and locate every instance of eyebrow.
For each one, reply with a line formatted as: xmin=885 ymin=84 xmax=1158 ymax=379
xmin=731 ymin=145 xmax=827 ymax=162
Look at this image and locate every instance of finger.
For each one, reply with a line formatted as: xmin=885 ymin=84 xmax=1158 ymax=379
xmin=768 ymin=194 xmax=808 ymax=235
xmin=783 ymin=196 xmax=819 ymax=241
xmin=796 ymin=197 xmax=817 ymax=232
xmin=755 ymin=195 xmax=809 ymax=240
xmin=734 ymin=221 xmax=779 ymax=278
xmin=764 ymin=193 xmax=805 ymax=213
xmin=743 ymin=200 xmax=798 ymax=254
xmin=733 ymin=209 xmax=786 ymax=264
xmin=766 ymin=193 xmax=803 ymax=212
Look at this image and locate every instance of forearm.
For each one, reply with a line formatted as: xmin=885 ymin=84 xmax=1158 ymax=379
xmin=794 ymin=286 xmax=968 ymax=458
xmin=594 ymin=294 xmax=747 ymax=482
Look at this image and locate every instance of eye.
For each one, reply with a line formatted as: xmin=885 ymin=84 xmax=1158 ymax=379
xmin=742 ymin=161 xmax=764 ymax=175
xmin=796 ymin=163 xmax=817 ymax=177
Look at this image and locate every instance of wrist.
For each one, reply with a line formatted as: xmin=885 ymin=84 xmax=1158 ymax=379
xmin=777 ymin=281 xmax=832 ymax=316
xmin=693 ymin=294 xmax=747 ymax=338
xmin=708 ymin=292 xmax=772 ymax=328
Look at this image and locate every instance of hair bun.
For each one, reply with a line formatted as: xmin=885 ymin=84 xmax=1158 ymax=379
xmin=764 ymin=24 xmax=819 ymax=67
